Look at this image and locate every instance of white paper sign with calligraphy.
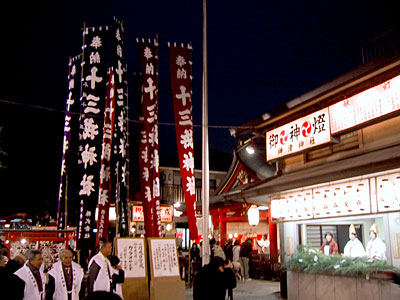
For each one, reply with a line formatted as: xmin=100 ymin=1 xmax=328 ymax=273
xmin=266 ymin=108 xmax=332 ymax=161
xmin=329 ymin=74 xmax=400 ymax=134
xmin=117 ymin=238 xmax=146 ymax=278
xmin=149 ymin=238 xmax=180 ymax=278
xmin=271 ymin=178 xmax=370 ymax=221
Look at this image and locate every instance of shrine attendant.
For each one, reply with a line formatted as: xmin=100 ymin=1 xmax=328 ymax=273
xmin=366 ymin=224 xmax=386 ymax=260
xmin=319 ymin=232 xmax=338 ymax=255
xmin=14 ymin=250 xmax=46 ymax=300
xmin=48 ymin=249 xmax=83 ymax=300
xmin=256 ymin=234 xmax=270 ymax=254
xmin=343 ymin=224 xmax=365 ymax=258
xmin=87 ymin=239 xmax=113 ymax=293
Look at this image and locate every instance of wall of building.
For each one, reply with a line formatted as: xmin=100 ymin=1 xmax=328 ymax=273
xmin=387 ymin=211 xmax=400 ymax=268
xmin=226 ymin=221 xmax=268 ymax=236
xmin=280 ymin=115 xmax=400 ymax=175
xmin=282 ymin=221 xmax=298 ymax=262
xmin=361 ymin=115 xmax=400 ymax=147
xmin=281 ymin=213 xmax=399 ymax=266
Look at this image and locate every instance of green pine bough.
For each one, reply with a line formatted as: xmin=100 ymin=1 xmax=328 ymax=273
xmin=284 ymin=244 xmax=400 ymax=278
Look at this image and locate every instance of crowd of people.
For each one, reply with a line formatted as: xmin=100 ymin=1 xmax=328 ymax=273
xmin=0 ymin=234 xmax=271 ymax=300
xmin=191 ymin=234 xmax=270 ymax=300
xmin=320 ymin=223 xmax=387 ymax=260
xmin=0 ymin=238 xmax=124 ymax=300
xmin=1 ymin=223 xmax=386 ymax=300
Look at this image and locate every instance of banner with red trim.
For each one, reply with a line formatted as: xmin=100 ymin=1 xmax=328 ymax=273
xmin=137 ymin=38 xmax=161 ymax=237
xmin=96 ymin=69 xmax=116 ymax=241
xmin=168 ymin=44 xmax=198 ymax=240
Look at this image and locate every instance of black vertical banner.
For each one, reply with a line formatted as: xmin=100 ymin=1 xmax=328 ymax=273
xmin=77 ymin=27 xmax=109 ymax=251
xmin=57 ymin=54 xmax=81 ymax=230
xmin=112 ymin=18 xmax=129 ymax=237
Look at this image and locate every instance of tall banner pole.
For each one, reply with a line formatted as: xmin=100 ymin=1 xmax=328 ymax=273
xmin=76 ymin=25 xmax=109 ymax=253
xmin=112 ymin=17 xmax=129 ymax=237
xmin=137 ymin=38 xmax=161 ymax=237
xmin=168 ymin=43 xmax=198 ymax=240
xmin=202 ymin=0 xmax=210 ymax=266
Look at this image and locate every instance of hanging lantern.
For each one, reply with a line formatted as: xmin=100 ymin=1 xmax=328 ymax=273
xmin=248 ymin=205 xmax=259 ymax=226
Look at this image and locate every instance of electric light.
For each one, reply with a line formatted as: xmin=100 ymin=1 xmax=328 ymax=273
xmin=246 ymin=145 xmax=255 ymax=154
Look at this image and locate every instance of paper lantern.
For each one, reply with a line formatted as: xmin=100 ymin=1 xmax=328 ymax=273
xmin=248 ymin=205 xmax=259 ymax=226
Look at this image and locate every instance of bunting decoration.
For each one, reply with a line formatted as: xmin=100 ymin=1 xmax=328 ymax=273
xmin=112 ymin=18 xmax=129 ymax=237
xmin=96 ymin=69 xmax=115 ymax=241
xmin=137 ymin=38 xmax=161 ymax=237
xmin=77 ymin=26 xmax=109 ymax=250
xmin=57 ymin=54 xmax=82 ymax=230
xmin=168 ymin=43 xmax=198 ymax=240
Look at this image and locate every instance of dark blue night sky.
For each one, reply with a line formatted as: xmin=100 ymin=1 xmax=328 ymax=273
xmin=0 ymin=0 xmax=397 ymax=216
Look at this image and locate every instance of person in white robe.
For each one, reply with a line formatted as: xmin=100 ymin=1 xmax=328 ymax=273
xmin=365 ymin=223 xmax=386 ymax=260
xmin=256 ymin=234 xmax=270 ymax=254
xmin=87 ymin=239 xmax=113 ymax=293
xmin=343 ymin=224 xmax=365 ymax=258
xmin=48 ymin=249 xmax=83 ymax=300
xmin=109 ymin=255 xmax=125 ymax=300
xmin=14 ymin=250 xmax=46 ymax=300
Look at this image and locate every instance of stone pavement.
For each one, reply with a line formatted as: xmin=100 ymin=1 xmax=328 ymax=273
xmin=185 ymin=279 xmax=281 ymax=300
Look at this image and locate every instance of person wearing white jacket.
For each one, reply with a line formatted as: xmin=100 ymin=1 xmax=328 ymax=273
xmin=109 ymin=255 xmax=125 ymax=300
xmin=343 ymin=224 xmax=365 ymax=258
xmin=14 ymin=250 xmax=46 ymax=300
xmin=366 ymin=223 xmax=386 ymax=260
xmin=87 ymin=239 xmax=113 ymax=293
xmin=48 ymin=249 xmax=83 ymax=300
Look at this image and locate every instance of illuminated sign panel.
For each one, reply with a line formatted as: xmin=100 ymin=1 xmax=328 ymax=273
xmin=270 ymin=178 xmax=370 ymax=221
xmin=329 ymin=75 xmax=400 ymax=134
xmin=266 ymin=108 xmax=332 ymax=161
xmin=132 ymin=206 xmax=173 ymax=223
xmin=376 ymin=171 xmax=400 ymax=212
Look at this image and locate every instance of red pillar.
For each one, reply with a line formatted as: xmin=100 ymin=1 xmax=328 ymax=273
xmin=268 ymin=209 xmax=278 ymax=255
xmin=219 ymin=210 xmax=227 ymax=245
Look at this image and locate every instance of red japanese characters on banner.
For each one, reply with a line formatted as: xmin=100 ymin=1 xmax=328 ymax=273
xmin=96 ymin=69 xmax=116 ymax=241
xmin=137 ymin=39 xmax=161 ymax=237
xmin=168 ymin=44 xmax=198 ymax=240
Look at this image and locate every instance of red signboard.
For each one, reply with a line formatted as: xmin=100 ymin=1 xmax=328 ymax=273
xmin=132 ymin=206 xmax=173 ymax=223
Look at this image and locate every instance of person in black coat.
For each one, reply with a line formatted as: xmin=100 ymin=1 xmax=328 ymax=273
xmin=193 ymin=256 xmax=236 ymax=300
xmin=239 ymin=238 xmax=253 ymax=280
xmin=224 ymin=239 xmax=233 ymax=262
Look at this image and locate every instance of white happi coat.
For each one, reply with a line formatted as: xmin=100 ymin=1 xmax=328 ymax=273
xmin=48 ymin=261 xmax=83 ymax=300
xmin=111 ymin=267 xmax=124 ymax=300
xmin=366 ymin=237 xmax=386 ymax=260
xmin=343 ymin=238 xmax=365 ymax=258
xmin=88 ymin=252 xmax=112 ymax=292
xmin=14 ymin=264 xmax=46 ymax=300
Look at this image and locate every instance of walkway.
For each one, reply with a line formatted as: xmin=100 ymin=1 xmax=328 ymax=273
xmin=185 ymin=279 xmax=281 ymax=300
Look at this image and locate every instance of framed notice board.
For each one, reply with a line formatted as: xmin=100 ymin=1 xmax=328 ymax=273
xmin=116 ymin=238 xmax=147 ymax=278
xmin=147 ymin=238 xmax=180 ymax=278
